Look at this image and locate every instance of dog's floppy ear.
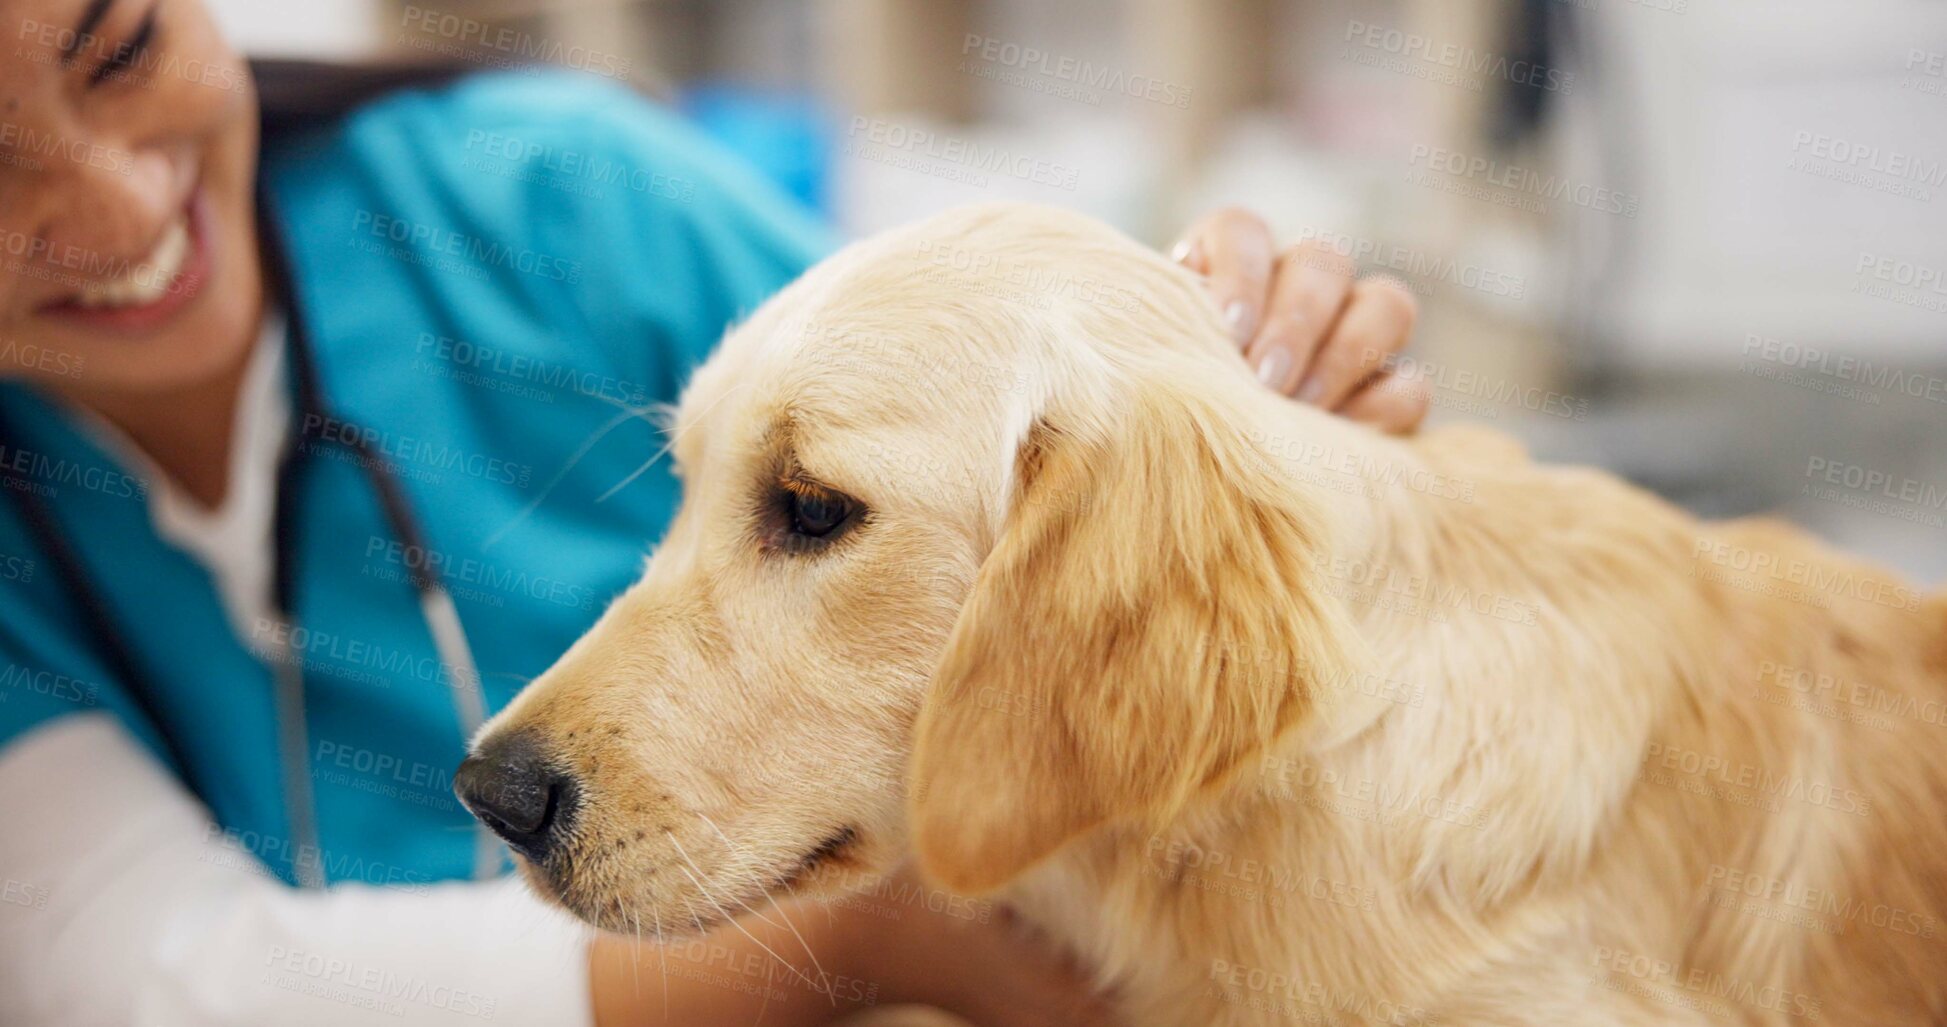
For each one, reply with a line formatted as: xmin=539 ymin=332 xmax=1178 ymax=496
xmin=909 ymin=378 xmax=1355 ymax=893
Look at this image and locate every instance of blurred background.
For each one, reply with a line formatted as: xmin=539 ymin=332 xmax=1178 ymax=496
xmin=217 ymin=0 xmax=1946 ymax=581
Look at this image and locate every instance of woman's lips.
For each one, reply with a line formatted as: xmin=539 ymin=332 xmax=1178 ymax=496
xmin=37 ymin=188 xmax=216 ymax=334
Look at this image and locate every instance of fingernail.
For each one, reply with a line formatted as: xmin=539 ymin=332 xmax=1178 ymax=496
xmin=1255 ymin=347 xmax=1292 ymax=388
xmin=1170 ymin=237 xmax=1194 ymax=264
xmin=1223 ymin=300 xmax=1253 ymax=341
xmin=1295 ymin=377 xmax=1326 ymax=404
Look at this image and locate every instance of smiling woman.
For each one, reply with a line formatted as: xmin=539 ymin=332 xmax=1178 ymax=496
xmin=2 ymin=0 xmax=264 ymax=513
xmin=0 ymin=2 xmax=1424 ymax=1025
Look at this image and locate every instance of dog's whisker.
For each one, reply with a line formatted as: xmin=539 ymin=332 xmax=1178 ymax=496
xmin=693 ymin=813 xmax=785 ymax=925
xmin=628 ymin=909 xmax=641 ymax=994
xmin=594 ymin=382 xmax=749 ymax=504
xmin=671 ymin=857 xmax=826 ymax=996
xmin=652 ymin=906 xmax=670 ymax=1023
xmin=481 ymin=404 xmax=655 ymax=549
xmin=594 ymin=434 xmax=680 ymax=505
xmin=666 ymin=830 xmax=829 ymax=995
xmin=581 ymin=388 xmax=672 ymax=424
xmin=754 ymin=956 xmax=777 ymax=1023
xmin=697 ymin=811 xmax=837 ymax=1005
xmin=760 ymin=894 xmax=835 ymax=1006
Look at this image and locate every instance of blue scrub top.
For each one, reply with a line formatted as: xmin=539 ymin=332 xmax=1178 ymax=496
xmin=0 ymin=71 xmax=830 ymax=887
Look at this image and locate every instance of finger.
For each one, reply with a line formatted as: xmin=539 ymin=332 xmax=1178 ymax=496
xmin=1168 ymin=232 xmax=1206 ymax=274
xmin=1181 ymin=206 xmax=1275 ymax=343
xmin=1338 ymin=371 xmax=1432 ymax=434
xmin=1244 ymin=241 xmax=1357 ymax=394
xmin=1294 ymin=275 xmax=1419 ymax=408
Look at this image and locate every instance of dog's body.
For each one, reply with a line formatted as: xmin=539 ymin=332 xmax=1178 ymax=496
xmin=1005 ymin=425 xmax=1947 ymax=1026
xmin=471 ymin=204 xmax=1947 ymax=1025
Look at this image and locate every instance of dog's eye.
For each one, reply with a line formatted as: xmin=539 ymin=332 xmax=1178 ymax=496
xmin=766 ymin=479 xmax=861 ymax=552
xmin=788 ymin=489 xmax=852 ymax=537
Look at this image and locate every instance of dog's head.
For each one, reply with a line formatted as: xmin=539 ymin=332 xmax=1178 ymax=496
xmin=457 ymin=203 xmax=1359 ymax=933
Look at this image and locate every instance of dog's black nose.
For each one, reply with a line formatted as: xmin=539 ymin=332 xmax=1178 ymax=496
xmin=455 ymin=732 xmax=575 ymax=861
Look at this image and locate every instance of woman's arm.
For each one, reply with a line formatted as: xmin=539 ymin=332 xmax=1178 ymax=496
xmin=0 ymin=714 xmax=595 ymax=1026
xmin=0 ymin=714 xmax=1115 ymax=1027
xmin=589 ymin=868 xmax=1118 ymax=1027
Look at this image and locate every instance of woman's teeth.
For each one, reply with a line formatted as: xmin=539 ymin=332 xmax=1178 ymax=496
xmin=72 ymin=213 xmax=191 ymax=309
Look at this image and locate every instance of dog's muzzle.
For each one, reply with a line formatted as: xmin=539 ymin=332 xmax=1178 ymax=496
xmin=454 ymin=730 xmax=578 ymax=862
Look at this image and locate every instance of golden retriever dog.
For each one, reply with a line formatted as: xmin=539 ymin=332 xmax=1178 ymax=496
xmin=457 ymin=203 xmax=1947 ymax=1025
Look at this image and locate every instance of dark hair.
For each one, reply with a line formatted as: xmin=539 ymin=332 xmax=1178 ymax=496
xmin=250 ymin=57 xmax=476 ymax=137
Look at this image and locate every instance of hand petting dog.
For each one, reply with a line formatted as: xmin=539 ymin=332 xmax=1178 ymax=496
xmin=1173 ymin=207 xmax=1429 ymax=434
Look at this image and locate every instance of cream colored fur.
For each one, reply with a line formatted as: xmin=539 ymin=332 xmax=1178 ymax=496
xmin=478 ymin=203 xmax=1947 ymax=1026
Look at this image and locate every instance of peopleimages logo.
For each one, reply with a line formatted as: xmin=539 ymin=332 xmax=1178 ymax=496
xmin=1756 ymin=661 xmax=1947 ymax=729
xmin=844 ymin=118 xmax=1081 ymax=190
xmin=0 ymin=553 xmax=33 ymax=583
xmin=1691 ymin=537 xmax=1921 ymax=611
xmin=1342 ymin=20 xmax=1573 ymax=94
xmin=1292 ymin=227 xmax=1529 ymax=300
xmin=1906 ymin=48 xmax=1947 ymax=95
xmin=0 ymin=662 xmax=101 ymax=708
xmin=0 ymin=338 xmax=85 ymax=379
xmin=1853 ymin=252 xmax=1947 ymax=294
xmin=363 ymin=535 xmax=596 ymax=612
xmin=1804 ymin=456 xmax=1947 ymax=511
xmin=350 ymin=210 xmax=584 ymax=284
xmin=1707 ymin=863 xmax=1940 ymax=939
xmin=0 ymin=228 xmax=188 ymax=290
xmin=1373 ymin=352 xmax=1590 ymax=420
xmin=1590 ymin=947 xmax=1822 ymax=1021
xmin=0 ymin=121 xmax=133 ymax=175
xmin=462 ymin=130 xmax=696 ymax=203
xmin=1741 ymin=333 xmax=1947 ymax=405
xmin=1206 ymin=959 xmax=1438 ymax=1026
xmin=298 ymin=413 xmax=535 ymax=489
xmin=958 ymin=33 xmax=1192 ymax=109
xmin=1851 ymin=252 xmax=1947 ymax=314
xmin=1789 ymin=132 xmax=1946 ymax=185
xmin=397 ymin=4 xmax=631 ymax=80
xmin=0 ymin=442 xmax=146 ymax=500
xmin=263 ymin=944 xmax=499 ymax=1019
xmin=250 ymin=618 xmax=481 ymax=693
xmin=912 ymin=239 xmax=1144 ymax=313
xmin=414 ymin=332 xmax=649 ymax=407
xmin=314 ymin=740 xmax=456 ymax=808
xmin=1786 ymin=131 xmax=1944 ymax=202
xmin=1407 ymin=144 xmax=1638 ymax=218
xmin=0 ymin=878 xmax=49 ymax=911
xmin=1641 ymin=740 xmax=1873 ymax=816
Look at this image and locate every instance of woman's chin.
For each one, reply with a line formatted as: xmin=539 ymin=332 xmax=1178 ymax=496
xmin=32 ymin=265 xmax=260 ymax=398
xmin=26 ymin=303 xmax=259 ymax=399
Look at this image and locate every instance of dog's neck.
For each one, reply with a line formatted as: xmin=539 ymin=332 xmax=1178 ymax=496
xmin=1216 ymin=386 xmax=1560 ymax=759
xmin=1005 ymin=400 xmax=1582 ymax=1015
xmin=1233 ymin=390 xmax=1451 ymax=602
xmin=1185 ymin=389 xmax=1643 ymax=885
